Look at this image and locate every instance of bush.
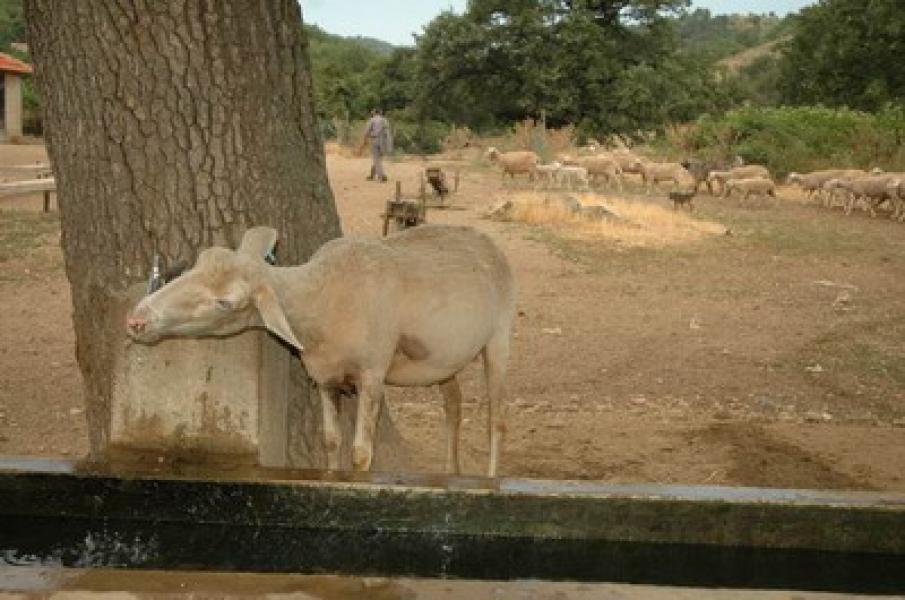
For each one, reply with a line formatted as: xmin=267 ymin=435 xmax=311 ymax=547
xmin=388 ymin=118 xmax=448 ymax=154
xmin=670 ymin=105 xmax=905 ymax=175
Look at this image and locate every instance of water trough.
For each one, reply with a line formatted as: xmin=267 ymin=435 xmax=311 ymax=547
xmin=1 ymin=456 xmax=904 ymax=594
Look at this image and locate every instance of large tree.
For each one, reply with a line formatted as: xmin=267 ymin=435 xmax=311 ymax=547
xmin=23 ymin=1 xmax=361 ymax=464
xmin=779 ymin=0 xmax=905 ymax=111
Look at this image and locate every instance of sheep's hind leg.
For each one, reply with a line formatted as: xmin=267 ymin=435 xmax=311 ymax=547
xmin=439 ymin=376 xmax=464 ymax=475
xmin=319 ymin=386 xmax=342 ymax=470
xmin=351 ymin=372 xmax=385 ymax=471
xmin=482 ymin=332 xmax=510 ymax=478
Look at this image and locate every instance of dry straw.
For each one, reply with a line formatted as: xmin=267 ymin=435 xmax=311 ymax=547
xmin=496 ymin=192 xmax=728 ymax=248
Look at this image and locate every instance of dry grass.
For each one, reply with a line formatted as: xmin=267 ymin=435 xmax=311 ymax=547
xmin=497 ymin=191 xmax=728 ymax=247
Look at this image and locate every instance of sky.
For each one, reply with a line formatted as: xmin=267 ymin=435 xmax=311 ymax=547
xmin=298 ymin=1 xmax=814 ymax=46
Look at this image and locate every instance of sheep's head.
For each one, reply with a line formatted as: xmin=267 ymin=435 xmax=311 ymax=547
xmin=485 ymin=147 xmax=500 ymax=162
xmin=786 ymin=173 xmax=801 ymax=184
xmin=126 ymin=227 xmax=303 ymax=351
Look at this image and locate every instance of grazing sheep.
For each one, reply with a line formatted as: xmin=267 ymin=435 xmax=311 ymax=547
xmin=535 ymin=162 xmax=561 ymax=189
xmin=708 ymin=165 xmax=771 ymax=196
xmin=578 ymin=155 xmax=623 ymax=190
xmin=639 ymin=161 xmax=693 ymax=195
xmin=487 ymin=147 xmax=539 ymax=185
xmin=723 ymin=177 xmax=776 ymax=203
xmin=126 ymin=225 xmax=517 ymax=477
xmin=558 ymin=165 xmax=591 ymax=191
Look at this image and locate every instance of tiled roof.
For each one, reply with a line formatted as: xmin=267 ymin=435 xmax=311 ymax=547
xmin=0 ymin=53 xmax=32 ymax=75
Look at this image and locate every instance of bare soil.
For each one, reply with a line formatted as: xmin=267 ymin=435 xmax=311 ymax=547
xmin=2 ymin=144 xmax=904 ymax=491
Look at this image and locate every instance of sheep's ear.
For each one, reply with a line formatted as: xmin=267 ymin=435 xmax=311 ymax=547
xmin=253 ymin=283 xmax=304 ymax=352
xmin=238 ymin=227 xmax=279 ymax=261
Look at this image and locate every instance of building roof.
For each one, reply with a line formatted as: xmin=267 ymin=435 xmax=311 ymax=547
xmin=0 ymin=53 xmax=32 ymax=75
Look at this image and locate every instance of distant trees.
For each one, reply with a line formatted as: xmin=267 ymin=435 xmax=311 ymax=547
xmin=778 ymin=0 xmax=905 ymax=111
xmin=407 ymin=0 xmax=734 ymax=138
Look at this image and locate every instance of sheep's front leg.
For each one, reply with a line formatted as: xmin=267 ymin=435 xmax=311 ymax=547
xmin=351 ymin=372 xmax=384 ymax=471
xmin=319 ymin=387 xmax=341 ymax=470
xmin=439 ymin=376 xmax=464 ymax=475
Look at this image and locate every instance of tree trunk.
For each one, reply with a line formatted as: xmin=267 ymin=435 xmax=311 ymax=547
xmin=24 ymin=0 xmax=406 ymax=470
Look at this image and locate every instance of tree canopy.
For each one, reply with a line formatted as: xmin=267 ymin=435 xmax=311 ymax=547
xmin=777 ymin=0 xmax=905 ymax=111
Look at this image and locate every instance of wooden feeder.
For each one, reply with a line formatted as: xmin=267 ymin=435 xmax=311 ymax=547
xmin=381 ymin=180 xmax=426 ymax=236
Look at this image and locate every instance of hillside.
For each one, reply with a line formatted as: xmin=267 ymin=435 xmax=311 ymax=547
xmin=674 ymin=8 xmax=793 ymax=63
xmin=717 ymin=36 xmax=788 ymax=73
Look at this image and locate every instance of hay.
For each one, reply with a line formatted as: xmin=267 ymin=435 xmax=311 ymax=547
xmin=488 ymin=191 xmax=728 ymax=247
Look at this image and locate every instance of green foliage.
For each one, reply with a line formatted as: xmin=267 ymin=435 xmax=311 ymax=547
xmin=407 ymin=0 xmax=737 ymax=139
xmin=0 ymin=0 xmax=24 ymax=51
xmin=674 ymin=105 xmax=905 ymax=176
xmin=778 ymin=0 xmax=905 ymax=111
xmin=389 ymin=117 xmax=449 ymax=154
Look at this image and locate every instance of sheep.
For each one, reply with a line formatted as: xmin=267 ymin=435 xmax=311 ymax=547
xmin=708 ymin=165 xmax=771 ymax=196
xmin=578 ymin=155 xmax=623 ymax=191
xmin=125 ymin=225 xmax=517 ymax=477
xmin=534 ymin=162 xmax=561 ymax=189
xmin=723 ymin=176 xmax=776 ymax=204
xmin=830 ymin=175 xmax=899 ymax=216
xmin=887 ymin=177 xmax=905 ymax=221
xmin=611 ymin=149 xmax=644 ymax=175
xmin=788 ymin=169 xmax=867 ymax=204
xmin=558 ymin=164 xmax=591 ymax=191
xmin=639 ymin=160 xmax=693 ymax=195
xmin=486 ymin=147 xmax=539 ymax=185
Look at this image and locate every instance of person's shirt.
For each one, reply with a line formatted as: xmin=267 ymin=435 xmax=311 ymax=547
xmin=365 ymin=115 xmax=388 ymax=139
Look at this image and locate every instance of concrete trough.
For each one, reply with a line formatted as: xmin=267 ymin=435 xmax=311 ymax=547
xmin=1 ymin=456 xmax=904 ymax=594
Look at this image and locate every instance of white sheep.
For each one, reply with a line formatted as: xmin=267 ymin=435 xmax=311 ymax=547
xmin=788 ymin=169 xmax=867 ymax=205
xmin=639 ymin=161 xmax=692 ymax=195
xmin=558 ymin=164 xmax=591 ymax=191
xmin=126 ymin=225 xmax=517 ymax=477
xmin=708 ymin=165 xmax=771 ymax=196
xmin=723 ymin=176 xmax=776 ymax=203
xmin=534 ymin=162 xmax=561 ymax=189
xmin=486 ymin=147 xmax=539 ymax=185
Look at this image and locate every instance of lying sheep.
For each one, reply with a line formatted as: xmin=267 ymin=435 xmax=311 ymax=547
xmin=723 ymin=176 xmax=776 ymax=203
xmin=487 ymin=147 xmax=539 ymax=185
xmin=558 ymin=164 xmax=591 ymax=191
xmin=126 ymin=225 xmax=517 ymax=477
xmin=708 ymin=165 xmax=771 ymax=196
xmin=639 ymin=161 xmax=692 ymax=195
xmin=578 ymin=155 xmax=623 ymax=190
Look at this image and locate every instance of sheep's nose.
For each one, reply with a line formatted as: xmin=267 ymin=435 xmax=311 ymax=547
xmin=126 ymin=312 xmax=148 ymax=336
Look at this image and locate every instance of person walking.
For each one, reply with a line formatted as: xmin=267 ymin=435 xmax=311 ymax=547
xmin=361 ymin=108 xmax=392 ymax=182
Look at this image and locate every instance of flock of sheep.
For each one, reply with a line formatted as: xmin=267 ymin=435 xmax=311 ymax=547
xmin=485 ymin=146 xmax=905 ymax=221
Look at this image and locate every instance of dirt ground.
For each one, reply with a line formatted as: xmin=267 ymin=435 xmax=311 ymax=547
xmin=1 ymin=143 xmax=904 ymax=491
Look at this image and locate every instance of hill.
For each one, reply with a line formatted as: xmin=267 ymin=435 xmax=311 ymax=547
xmin=674 ymin=8 xmax=793 ymax=63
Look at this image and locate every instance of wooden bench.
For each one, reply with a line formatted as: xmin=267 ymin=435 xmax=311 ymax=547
xmin=0 ymin=176 xmax=57 ymax=212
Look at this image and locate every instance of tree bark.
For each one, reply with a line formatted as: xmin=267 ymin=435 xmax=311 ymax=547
xmin=24 ymin=0 xmax=405 ymax=469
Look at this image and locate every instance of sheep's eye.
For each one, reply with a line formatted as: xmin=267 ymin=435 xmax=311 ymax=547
xmin=215 ymin=298 xmax=234 ymax=311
